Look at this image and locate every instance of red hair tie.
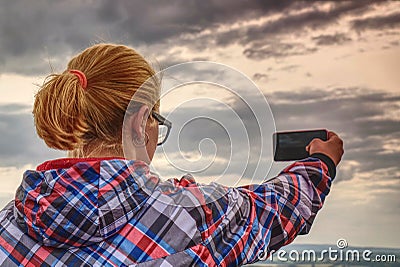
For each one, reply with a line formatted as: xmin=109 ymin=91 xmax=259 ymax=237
xmin=69 ymin=69 xmax=88 ymax=90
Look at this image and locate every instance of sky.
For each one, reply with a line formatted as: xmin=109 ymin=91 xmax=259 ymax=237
xmin=0 ymin=0 xmax=399 ymax=250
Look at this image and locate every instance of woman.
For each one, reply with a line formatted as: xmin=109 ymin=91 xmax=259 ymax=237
xmin=0 ymin=44 xmax=343 ymax=266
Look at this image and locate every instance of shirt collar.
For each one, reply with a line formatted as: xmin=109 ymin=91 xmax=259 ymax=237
xmin=36 ymin=157 xmax=126 ymax=171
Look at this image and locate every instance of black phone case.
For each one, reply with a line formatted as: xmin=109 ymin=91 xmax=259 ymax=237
xmin=273 ymin=129 xmax=328 ymax=161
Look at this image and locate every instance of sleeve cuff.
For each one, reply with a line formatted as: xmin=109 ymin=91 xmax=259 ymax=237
xmin=310 ymin=153 xmax=336 ymax=179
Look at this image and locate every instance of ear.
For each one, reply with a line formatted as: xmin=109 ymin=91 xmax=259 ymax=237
xmin=131 ymin=105 xmax=150 ymax=139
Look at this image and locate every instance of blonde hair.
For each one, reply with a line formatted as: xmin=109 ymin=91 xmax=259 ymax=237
xmin=33 ymin=44 xmax=160 ymax=156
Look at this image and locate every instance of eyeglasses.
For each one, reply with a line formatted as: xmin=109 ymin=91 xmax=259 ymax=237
xmin=152 ymin=111 xmax=172 ymax=146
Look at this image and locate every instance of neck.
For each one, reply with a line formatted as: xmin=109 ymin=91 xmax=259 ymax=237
xmin=68 ymin=141 xmax=126 ymax=158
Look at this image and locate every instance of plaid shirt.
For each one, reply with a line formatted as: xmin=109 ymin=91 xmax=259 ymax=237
xmin=0 ymin=155 xmax=335 ymax=266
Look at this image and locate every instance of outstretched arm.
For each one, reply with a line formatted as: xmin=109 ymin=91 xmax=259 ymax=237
xmin=238 ymin=131 xmax=343 ymax=264
xmin=197 ymin=131 xmax=343 ymax=266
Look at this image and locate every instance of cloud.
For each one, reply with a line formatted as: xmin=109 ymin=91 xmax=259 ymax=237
xmin=243 ymin=41 xmax=318 ymax=60
xmin=0 ymin=1 xmax=394 ymax=75
xmin=351 ymin=12 xmax=400 ymax=32
xmin=116 ymin=1 xmax=300 ymax=44
xmin=267 ymin=88 xmax=400 ymax=181
xmin=0 ymin=194 xmax=13 ymax=210
xmin=151 ymin=87 xmax=400 ymax=185
xmin=237 ymin=1 xmax=377 ymax=45
xmin=279 ymin=65 xmax=300 ymax=72
xmin=152 ymin=95 xmax=271 ymax=184
xmin=0 ymin=103 xmax=31 ymax=114
xmin=0 ymin=0 xmax=299 ymax=74
xmin=0 ymin=104 xmax=65 ymax=167
xmin=252 ymin=73 xmax=269 ymax=81
xmin=312 ymin=33 xmax=352 ymax=46
xmin=175 ymin=1 xmax=385 ymax=58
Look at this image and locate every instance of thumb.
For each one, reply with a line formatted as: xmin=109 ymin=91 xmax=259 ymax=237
xmin=306 ymin=138 xmax=322 ymax=153
xmin=306 ymin=139 xmax=316 ymax=152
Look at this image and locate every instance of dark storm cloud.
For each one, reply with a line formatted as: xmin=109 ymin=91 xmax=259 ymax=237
xmin=0 ymin=0 xmax=392 ymax=75
xmin=268 ymin=88 xmax=400 ymax=181
xmin=0 ymin=0 xmax=298 ymax=74
xmin=268 ymin=88 xmax=400 ymax=144
xmin=188 ymin=1 xmax=382 ymax=60
xmin=241 ymin=1 xmax=376 ymax=44
xmin=156 ymin=95 xmax=268 ymax=180
xmin=115 ymin=1 xmax=300 ymax=44
xmin=351 ymin=12 xmax=400 ymax=32
xmin=312 ymin=33 xmax=352 ymax=46
xmin=243 ymin=41 xmax=318 ymax=60
xmin=0 ymin=104 xmax=64 ymax=167
xmin=156 ymin=87 xmax=400 ymax=183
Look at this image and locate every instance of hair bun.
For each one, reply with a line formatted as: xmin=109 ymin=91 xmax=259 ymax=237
xmin=33 ymin=73 xmax=88 ymax=150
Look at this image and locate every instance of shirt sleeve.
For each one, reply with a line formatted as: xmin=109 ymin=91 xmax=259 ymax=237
xmin=198 ymin=155 xmax=336 ymax=266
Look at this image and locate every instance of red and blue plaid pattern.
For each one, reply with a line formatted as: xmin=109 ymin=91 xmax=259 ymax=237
xmin=0 ymin=156 xmax=334 ymax=266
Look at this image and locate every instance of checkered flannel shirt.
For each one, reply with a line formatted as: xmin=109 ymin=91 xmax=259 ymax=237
xmin=0 ymin=154 xmax=335 ymax=266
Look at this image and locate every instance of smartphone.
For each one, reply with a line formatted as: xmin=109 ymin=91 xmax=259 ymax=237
xmin=273 ymin=129 xmax=328 ymax=161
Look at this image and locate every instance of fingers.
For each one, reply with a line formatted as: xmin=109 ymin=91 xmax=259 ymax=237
xmin=328 ymin=131 xmax=338 ymax=140
xmin=307 ymin=130 xmax=338 ymax=148
xmin=306 ymin=138 xmax=323 ymax=152
xmin=305 ymin=130 xmax=344 ymax=166
xmin=327 ymin=131 xmax=343 ymax=146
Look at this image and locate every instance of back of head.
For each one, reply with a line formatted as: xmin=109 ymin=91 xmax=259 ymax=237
xmin=33 ymin=44 xmax=159 ymax=156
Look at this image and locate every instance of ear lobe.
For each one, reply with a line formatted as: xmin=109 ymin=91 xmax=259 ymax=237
xmin=131 ymin=105 xmax=150 ymax=139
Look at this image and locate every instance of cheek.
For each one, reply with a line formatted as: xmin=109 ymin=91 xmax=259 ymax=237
xmin=148 ymin=123 xmax=158 ymax=146
xmin=146 ymin=123 xmax=158 ymax=159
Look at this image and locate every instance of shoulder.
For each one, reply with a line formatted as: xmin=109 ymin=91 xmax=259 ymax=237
xmin=0 ymin=201 xmax=14 ymax=222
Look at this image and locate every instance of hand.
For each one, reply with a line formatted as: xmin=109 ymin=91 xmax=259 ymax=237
xmin=306 ymin=131 xmax=344 ymax=166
